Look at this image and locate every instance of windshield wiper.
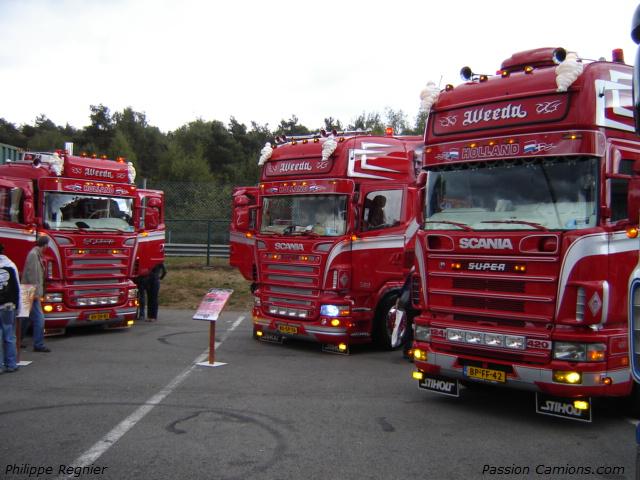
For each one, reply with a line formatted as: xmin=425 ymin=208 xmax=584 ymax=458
xmin=480 ymin=220 xmax=548 ymax=231
xmin=425 ymin=220 xmax=474 ymax=231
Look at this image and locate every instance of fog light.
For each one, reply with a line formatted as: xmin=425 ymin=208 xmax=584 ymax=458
xmin=413 ymin=349 xmax=427 ymax=361
xmin=256 ymin=330 xmax=264 ymax=337
xmin=553 ymin=370 xmax=582 ymax=384
xmin=330 ymin=319 xmax=341 ymax=327
xmin=338 ymin=343 xmax=347 ymax=352
xmin=127 ymin=320 xmax=134 ymax=326
xmin=412 ymin=371 xmax=424 ymax=380
xmin=573 ymin=400 xmax=589 ymax=410
xmin=43 ymin=304 xmax=53 ymax=313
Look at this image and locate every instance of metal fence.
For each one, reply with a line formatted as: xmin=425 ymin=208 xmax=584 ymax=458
xmin=143 ymin=181 xmax=240 ymax=265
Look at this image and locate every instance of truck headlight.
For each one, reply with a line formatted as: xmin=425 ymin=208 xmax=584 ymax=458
xmin=414 ymin=325 xmax=431 ymax=342
xmin=553 ymin=342 xmax=606 ymax=362
xmin=320 ymin=305 xmax=350 ymax=317
xmin=44 ymin=292 xmax=63 ymax=303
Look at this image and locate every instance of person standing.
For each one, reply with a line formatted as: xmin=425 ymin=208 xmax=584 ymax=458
xmin=145 ymin=263 xmax=166 ymax=322
xmin=0 ymin=243 xmax=21 ymax=372
xmin=22 ymin=236 xmax=51 ymax=352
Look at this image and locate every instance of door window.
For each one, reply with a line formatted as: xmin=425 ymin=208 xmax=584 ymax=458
xmin=363 ymin=190 xmax=402 ymax=231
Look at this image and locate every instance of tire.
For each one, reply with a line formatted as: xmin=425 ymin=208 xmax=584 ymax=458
xmin=373 ymin=293 xmax=402 ymax=350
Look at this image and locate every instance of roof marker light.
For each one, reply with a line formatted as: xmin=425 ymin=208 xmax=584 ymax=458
xmin=524 ymin=66 xmax=534 ymax=74
xmin=612 ymin=48 xmax=625 ymax=63
xmin=445 ymin=84 xmax=454 ymax=91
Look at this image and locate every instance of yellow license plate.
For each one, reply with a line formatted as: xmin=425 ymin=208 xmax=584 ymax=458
xmin=278 ymin=324 xmax=298 ymax=335
xmin=88 ymin=312 xmax=110 ymax=321
xmin=464 ymin=366 xmax=506 ymax=383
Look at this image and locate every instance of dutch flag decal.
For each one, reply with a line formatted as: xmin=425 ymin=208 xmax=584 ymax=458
xmin=524 ymin=141 xmax=537 ymax=154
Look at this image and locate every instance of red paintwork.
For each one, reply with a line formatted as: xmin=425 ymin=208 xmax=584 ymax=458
xmin=0 ymin=152 xmax=164 ymax=334
xmin=413 ymin=48 xmax=638 ymax=403
xmin=230 ymin=134 xmax=423 ymax=348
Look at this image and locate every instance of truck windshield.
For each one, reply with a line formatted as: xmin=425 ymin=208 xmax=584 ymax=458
xmin=261 ymin=194 xmax=347 ymax=236
xmin=43 ymin=192 xmax=135 ymax=232
xmin=425 ymin=156 xmax=598 ymax=230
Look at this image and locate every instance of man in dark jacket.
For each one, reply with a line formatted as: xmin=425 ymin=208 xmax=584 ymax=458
xmin=0 ymin=243 xmax=21 ymax=372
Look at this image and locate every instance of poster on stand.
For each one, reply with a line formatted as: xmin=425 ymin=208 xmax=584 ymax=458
xmin=18 ymin=284 xmax=35 ymax=318
xmin=193 ymin=288 xmax=233 ymax=321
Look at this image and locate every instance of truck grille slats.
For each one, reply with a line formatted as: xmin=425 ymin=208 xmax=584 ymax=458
xmin=427 ymin=254 xmax=558 ymax=323
xmin=453 ymin=277 xmax=525 ymax=293
xmin=452 ymin=296 xmax=525 ymax=312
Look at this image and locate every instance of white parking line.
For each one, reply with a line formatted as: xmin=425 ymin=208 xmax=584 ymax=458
xmin=57 ymin=315 xmax=246 ymax=480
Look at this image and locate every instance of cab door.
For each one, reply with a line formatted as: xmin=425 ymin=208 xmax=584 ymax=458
xmin=351 ymin=183 xmax=409 ymax=296
xmin=229 ymin=187 xmax=258 ymax=281
xmin=0 ymin=177 xmax=35 ymax=269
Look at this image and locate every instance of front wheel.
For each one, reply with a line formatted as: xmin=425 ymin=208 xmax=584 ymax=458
xmin=373 ymin=294 xmax=404 ymax=350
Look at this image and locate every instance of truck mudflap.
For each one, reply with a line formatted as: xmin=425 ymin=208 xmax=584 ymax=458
xmin=416 ymin=373 xmax=460 ymax=397
xmin=535 ymin=393 xmax=592 ymax=422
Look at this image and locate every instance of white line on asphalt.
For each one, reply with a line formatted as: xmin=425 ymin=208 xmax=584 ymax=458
xmin=57 ymin=315 xmax=246 ymax=480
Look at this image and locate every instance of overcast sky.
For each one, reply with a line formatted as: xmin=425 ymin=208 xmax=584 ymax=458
xmin=1 ymin=0 xmax=639 ymax=133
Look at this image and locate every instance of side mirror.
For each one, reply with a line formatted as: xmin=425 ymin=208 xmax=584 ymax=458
xmin=233 ymin=194 xmax=250 ymax=207
xmin=629 ymin=178 xmax=640 ymax=224
xmin=145 ymin=208 xmax=159 ymax=230
xmin=23 ymin=198 xmax=34 ymax=224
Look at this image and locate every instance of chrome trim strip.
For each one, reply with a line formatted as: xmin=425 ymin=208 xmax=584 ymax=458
xmin=415 ymin=236 xmax=428 ymax=306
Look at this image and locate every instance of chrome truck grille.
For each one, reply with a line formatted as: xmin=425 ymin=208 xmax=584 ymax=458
xmin=259 ymin=254 xmax=322 ymax=321
xmin=426 ymin=253 xmax=559 ymax=327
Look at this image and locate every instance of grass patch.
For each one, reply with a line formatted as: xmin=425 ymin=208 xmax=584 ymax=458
xmin=158 ymin=257 xmax=252 ymax=311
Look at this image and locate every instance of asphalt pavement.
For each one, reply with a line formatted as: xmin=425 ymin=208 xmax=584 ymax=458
xmin=0 ymin=308 xmax=637 ymax=480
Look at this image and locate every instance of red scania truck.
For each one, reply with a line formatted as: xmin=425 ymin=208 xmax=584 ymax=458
xmin=411 ymin=47 xmax=640 ymax=420
xmin=0 ymin=146 xmax=165 ymax=335
xmin=230 ymin=131 xmax=423 ymax=353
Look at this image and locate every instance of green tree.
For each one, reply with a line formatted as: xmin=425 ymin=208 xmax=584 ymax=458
xmin=82 ymin=104 xmax=114 ymax=153
xmin=275 ymin=115 xmax=310 ymax=136
xmin=108 ymin=129 xmax=138 ymax=165
xmin=323 ymin=117 xmax=343 ymax=132
xmin=113 ymin=107 xmax=166 ymax=181
xmin=348 ymin=112 xmax=385 ymax=134
xmin=384 ymin=108 xmax=409 ymax=135
xmin=0 ymin=118 xmax=27 ymax=147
